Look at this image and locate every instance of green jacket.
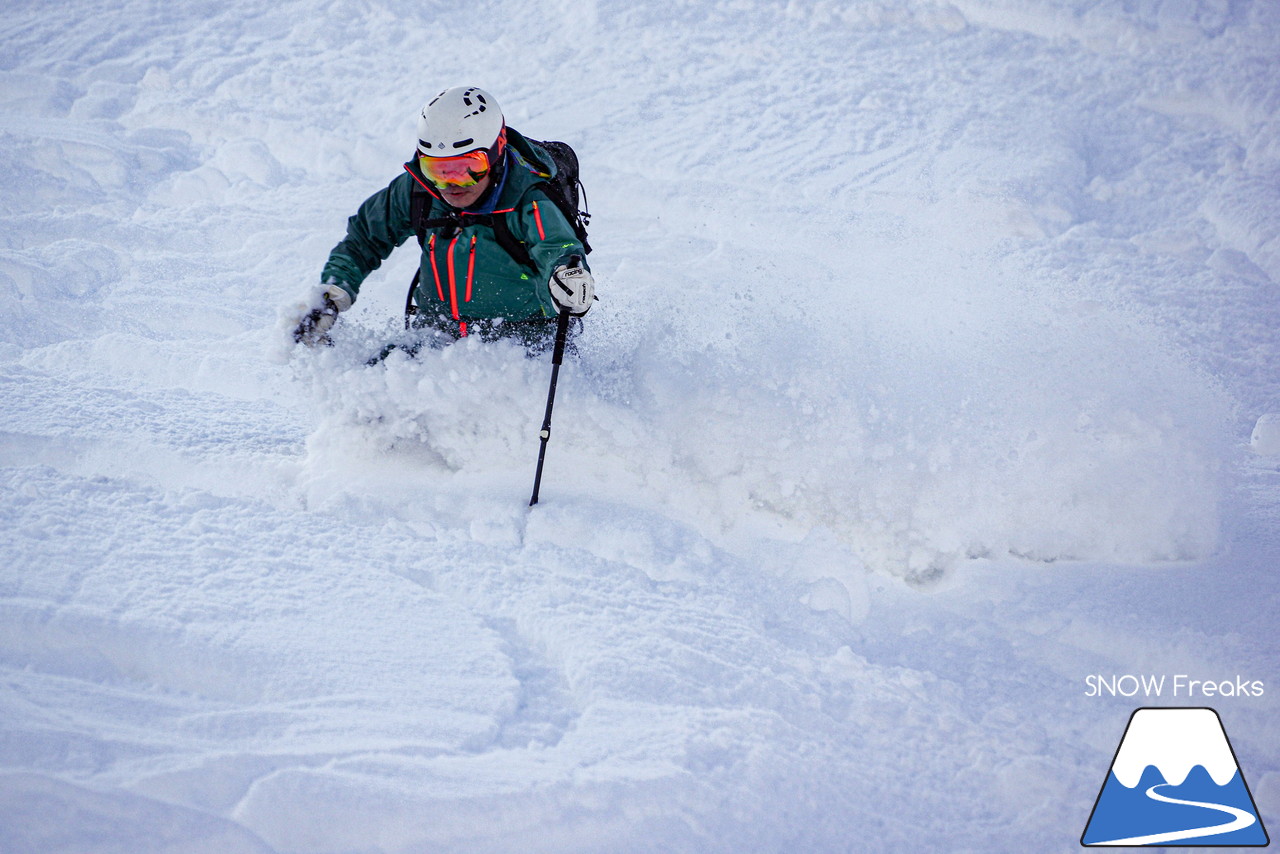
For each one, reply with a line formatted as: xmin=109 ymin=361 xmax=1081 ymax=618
xmin=321 ymin=129 xmax=587 ymax=334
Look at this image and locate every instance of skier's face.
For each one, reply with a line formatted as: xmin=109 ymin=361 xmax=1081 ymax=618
xmin=440 ymin=173 xmax=490 ymax=208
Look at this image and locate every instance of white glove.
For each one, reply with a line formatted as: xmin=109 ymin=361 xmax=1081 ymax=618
xmin=292 ymin=282 xmax=352 ymax=346
xmin=549 ymin=259 xmax=595 ymax=316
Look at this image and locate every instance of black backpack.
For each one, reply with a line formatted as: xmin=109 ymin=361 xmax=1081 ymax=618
xmin=522 ymin=139 xmax=591 ymax=256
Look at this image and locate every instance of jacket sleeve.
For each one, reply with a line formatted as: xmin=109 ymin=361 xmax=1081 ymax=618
xmin=320 ymin=171 xmax=416 ymax=303
xmin=511 ymin=192 xmax=590 ymax=316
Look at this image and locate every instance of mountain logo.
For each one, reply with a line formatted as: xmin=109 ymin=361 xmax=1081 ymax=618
xmin=1082 ymin=707 xmax=1270 ymax=847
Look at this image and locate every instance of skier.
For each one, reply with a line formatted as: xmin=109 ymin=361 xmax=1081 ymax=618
xmin=290 ymin=86 xmax=594 ymax=350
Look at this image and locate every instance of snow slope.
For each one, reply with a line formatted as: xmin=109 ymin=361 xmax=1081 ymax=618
xmin=1 ymin=0 xmax=1278 ymax=851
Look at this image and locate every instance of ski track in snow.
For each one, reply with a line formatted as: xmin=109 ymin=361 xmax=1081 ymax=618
xmin=2 ymin=0 xmax=1279 ymax=851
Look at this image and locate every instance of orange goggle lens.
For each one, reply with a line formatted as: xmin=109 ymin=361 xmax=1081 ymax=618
xmin=419 ymin=150 xmax=490 ymax=188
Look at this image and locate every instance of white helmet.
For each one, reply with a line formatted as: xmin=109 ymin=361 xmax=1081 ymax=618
xmin=416 ymin=86 xmax=505 ymax=156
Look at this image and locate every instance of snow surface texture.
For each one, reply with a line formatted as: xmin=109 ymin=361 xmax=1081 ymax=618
xmin=2 ymin=0 xmax=1278 ymax=852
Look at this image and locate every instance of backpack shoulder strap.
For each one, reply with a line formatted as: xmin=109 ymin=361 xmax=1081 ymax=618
xmin=411 ymin=191 xmax=535 ymax=270
xmin=409 ymin=186 xmax=432 ymax=247
xmin=488 ymin=211 xmax=536 ymax=270
xmin=409 ymin=185 xmax=467 ymax=245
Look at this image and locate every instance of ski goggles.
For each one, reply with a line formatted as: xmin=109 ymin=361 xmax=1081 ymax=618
xmin=418 ymin=149 xmax=492 ymax=189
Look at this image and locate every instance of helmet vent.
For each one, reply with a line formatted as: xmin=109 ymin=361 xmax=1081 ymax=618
xmin=452 ymin=138 xmax=474 ymax=149
xmin=461 ymin=88 xmax=488 ymax=117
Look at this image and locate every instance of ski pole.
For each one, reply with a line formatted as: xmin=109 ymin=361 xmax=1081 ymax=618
xmin=529 ymin=306 xmax=573 ymax=506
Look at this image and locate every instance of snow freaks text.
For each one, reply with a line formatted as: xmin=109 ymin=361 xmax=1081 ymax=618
xmin=1084 ymin=675 xmax=1265 ymax=699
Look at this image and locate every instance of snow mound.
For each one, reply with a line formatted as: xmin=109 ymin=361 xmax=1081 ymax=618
xmin=1250 ymin=413 xmax=1280 ymax=456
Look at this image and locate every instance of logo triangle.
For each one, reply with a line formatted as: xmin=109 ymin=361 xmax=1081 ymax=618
xmin=1082 ymin=707 xmax=1269 ymax=847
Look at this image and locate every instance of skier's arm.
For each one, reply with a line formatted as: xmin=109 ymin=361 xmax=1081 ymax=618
xmin=513 ymin=193 xmax=591 ymax=317
xmin=320 ymin=172 xmax=416 ymax=304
